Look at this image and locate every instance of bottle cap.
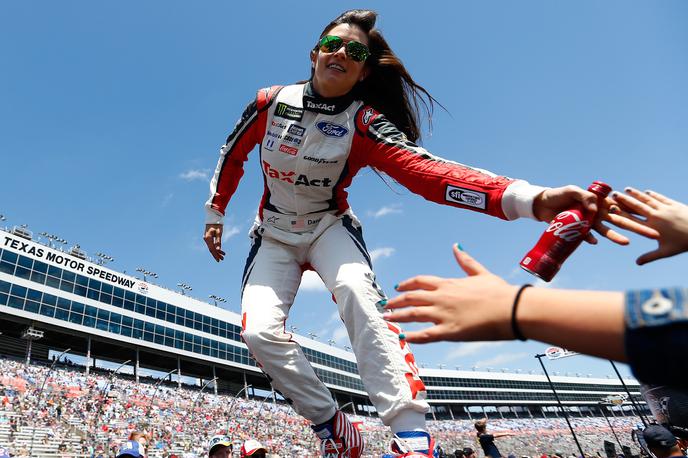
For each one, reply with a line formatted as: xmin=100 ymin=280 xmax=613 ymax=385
xmin=588 ymin=181 xmax=612 ymax=197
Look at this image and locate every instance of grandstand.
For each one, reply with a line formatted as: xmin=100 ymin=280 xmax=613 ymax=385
xmin=0 ymin=226 xmax=648 ymax=456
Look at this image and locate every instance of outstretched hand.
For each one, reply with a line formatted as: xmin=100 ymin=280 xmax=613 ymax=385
xmin=382 ymin=245 xmax=517 ymax=343
xmin=532 ymin=185 xmax=630 ymax=245
xmin=610 ymin=187 xmax=688 ymax=265
xmin=204 ymin=224 xmax=226 ymax=262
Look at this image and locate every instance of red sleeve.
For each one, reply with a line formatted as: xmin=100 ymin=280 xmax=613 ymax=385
xmin=206 ymin=86 xmax=281 ymax=219
xmin=351 ymin=105 xmax=515 ymax=220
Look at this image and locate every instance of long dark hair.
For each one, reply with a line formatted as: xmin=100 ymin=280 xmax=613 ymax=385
xmin=313 ymin=9 xmax=441 ymax=143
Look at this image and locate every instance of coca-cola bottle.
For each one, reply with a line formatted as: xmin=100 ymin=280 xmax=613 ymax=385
xmin=520 ymin=181 xmax=612 ymax=282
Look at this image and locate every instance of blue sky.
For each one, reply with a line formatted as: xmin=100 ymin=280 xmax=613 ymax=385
xmin=1 ymin=1 xmax=687 ymax=379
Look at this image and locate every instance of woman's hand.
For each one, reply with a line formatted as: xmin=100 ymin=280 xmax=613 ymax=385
xmin=532 ymin=185 xmax=631 ymax=245
xmin=382 ymin=245 xmax=517 ymax=343
xmin=610 ymin=187 xmax=688 ymax=265
xmin=204 ymin=224 xmax=226 ymax=262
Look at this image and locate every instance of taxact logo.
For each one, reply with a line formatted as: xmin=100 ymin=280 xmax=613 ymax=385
xmin=306 ymin=100 xmax=336 ymax=112
xmin=262 ymin=160 xmax=332 ymax=187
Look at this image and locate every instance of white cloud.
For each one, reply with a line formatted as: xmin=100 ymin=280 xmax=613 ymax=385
xmin=474 ymin=352 xmax=529 ymax=368
xmin=332 ymin=326 xmax=349 ymax=344
xmin=369 ymin=247 xmax=395 ymax=263
xmin=161 ymin=193 xmax=174 ymax=208
xmin=222 ymin=225 xmax=241 ymax=242
xmin=368 ymin=204 xmax=402 ymax=218
xmin=446 ymin=341 xmax=506 ymax=360
xmin=299 ymin=270 xmax=328 ymax=292
xmin=179 ymin=169 xmax=210 ymax=181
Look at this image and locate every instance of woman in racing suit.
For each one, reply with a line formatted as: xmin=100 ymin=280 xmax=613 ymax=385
xmin=203 ymin=9 xmax=627 ymax=458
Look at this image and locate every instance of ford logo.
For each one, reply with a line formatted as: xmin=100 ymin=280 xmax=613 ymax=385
xmin=316 ymin=121 xmax=348 ymax=138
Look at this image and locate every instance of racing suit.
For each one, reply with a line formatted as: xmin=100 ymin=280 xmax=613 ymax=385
xmin=205 ymin=82 xmax=545 ymax=428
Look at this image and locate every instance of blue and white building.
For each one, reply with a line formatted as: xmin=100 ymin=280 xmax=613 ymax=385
xmin=0 ymin=226 xmax=645 ymax=420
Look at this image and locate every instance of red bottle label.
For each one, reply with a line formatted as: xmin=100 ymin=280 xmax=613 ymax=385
xmin=519 ymin=181 xmax=610 ymax=282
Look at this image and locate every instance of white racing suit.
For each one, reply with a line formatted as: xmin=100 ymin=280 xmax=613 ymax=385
xmin=205 ymin=82 xmax=545 ymax=427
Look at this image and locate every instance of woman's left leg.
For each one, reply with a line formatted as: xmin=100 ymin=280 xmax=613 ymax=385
xmin=309 ymin=214 xmax=429 ymax=432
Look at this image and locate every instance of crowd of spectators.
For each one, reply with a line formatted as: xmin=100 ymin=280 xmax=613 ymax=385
xmin=0 ymin=356 xmax=644 ymax=457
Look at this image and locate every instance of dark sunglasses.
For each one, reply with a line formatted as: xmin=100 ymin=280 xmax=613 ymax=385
xmin=317 ymin=35 xmax=370 ymax=62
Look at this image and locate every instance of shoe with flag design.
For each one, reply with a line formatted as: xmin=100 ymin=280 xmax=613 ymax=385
xmin=312 ymin=410 xmax=364 ymax=458
xmin=389 ymin=431 xmax=436 ymax=457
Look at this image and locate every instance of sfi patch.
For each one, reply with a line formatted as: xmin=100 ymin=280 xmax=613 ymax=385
xmin=445 ymin=185 xmax=487 ymax=210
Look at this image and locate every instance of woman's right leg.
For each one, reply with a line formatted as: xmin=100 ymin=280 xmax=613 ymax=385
xmin=240 ymin=230 xmax=337 ymax=425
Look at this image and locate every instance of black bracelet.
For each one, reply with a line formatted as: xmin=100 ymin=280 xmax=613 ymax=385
xmin=511 ymin=284 xmax=532 ymax=341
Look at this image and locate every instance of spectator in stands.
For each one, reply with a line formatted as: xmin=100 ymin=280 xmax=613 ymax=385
xmin=116 ymin=440 xmax=145 ymax=458
xmin=208 ymin=435 xmax=233 ymax=458
xmin=383 ymin=188 xmax=688 ymax=389
xmin=453 ymin=449 xmax=465 ymax=458
xmin=128 ymin=431 xmax=149 ymax=452
xmin=463 ymin=447 xmax=476 ymax=458
xmin=642 ymin=424 xmax=685 ymax=458
xmin=476 ymin=418 xmax=512 ymax=458
xmin=240 ymin=439 xmax=267 ymax=457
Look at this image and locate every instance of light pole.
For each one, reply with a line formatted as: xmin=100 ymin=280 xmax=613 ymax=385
xmin=225 ymin=384 xmax=253 ymax=433
xmin=609 ymin=360 xmax=648 ymax=426
xmin=308 ymin=332 xmax=318 ymax=340
xmin=92 ymin=359 xmax=131 ymax=450
xmin=289 ymin=325 xmax=299 ymax=334
xmin=598 ymin=400 xmax=624 ymax=452
xmin=95 ymin=252 xmax=114 ymax=266
xmin=189 ymin=377 xmax=218 ymax=429
xmin=327 ymin=339 xmax=336 ymax=346
xmin=28 ymin=348 xmax=71 ymax=457
xmin=535 ymin=353 xmax=585 ymax=456
xmin=209 ymin=294 xmax=227 ymax=307
xmin=136 ymin=267 xmax=158 ymax=282
xmin=177 ymin=283 xmax=192 ymax=295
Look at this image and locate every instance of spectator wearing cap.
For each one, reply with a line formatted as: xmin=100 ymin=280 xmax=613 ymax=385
xmin=207 ymin=435 xmax=232 ymax=458
xmin=241 ymin=439 xmax=267 ymax=458
xmin=643 ymin=425 xmax=686 ymax=458
xmin=116 ymin=440 xmax=145 ymax=458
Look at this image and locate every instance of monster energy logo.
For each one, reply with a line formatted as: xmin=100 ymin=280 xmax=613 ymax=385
xmin=274 ymin=102 xmax=304 ymax=121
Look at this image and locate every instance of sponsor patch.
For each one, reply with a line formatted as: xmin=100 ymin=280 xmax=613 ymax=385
xmin=274 ymin=102 xmax=303 ymax=121
xmin=282 ymin=134 xmax=301 ymax=145
xmin=445 ymin=185 xmax=487 ymax=209
xmin=279 ymin=144 xmax=298 ymax=156
xmin=264 ymin=139 xmax=275 ymax=151
xmin=303 ymin=155 xmax=338 ymax=165
xmin=271 ymin=120 xmax=287 ymax=130
xmin=316 ymin=121 xmax=348 ymax=138
xmin=305 ymin=99 xmax=336 ymax=113
xmin=287 ymin=124 xmax=305 ymax=137
xmin=263 ymin=160 xmax=332 ymax=187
